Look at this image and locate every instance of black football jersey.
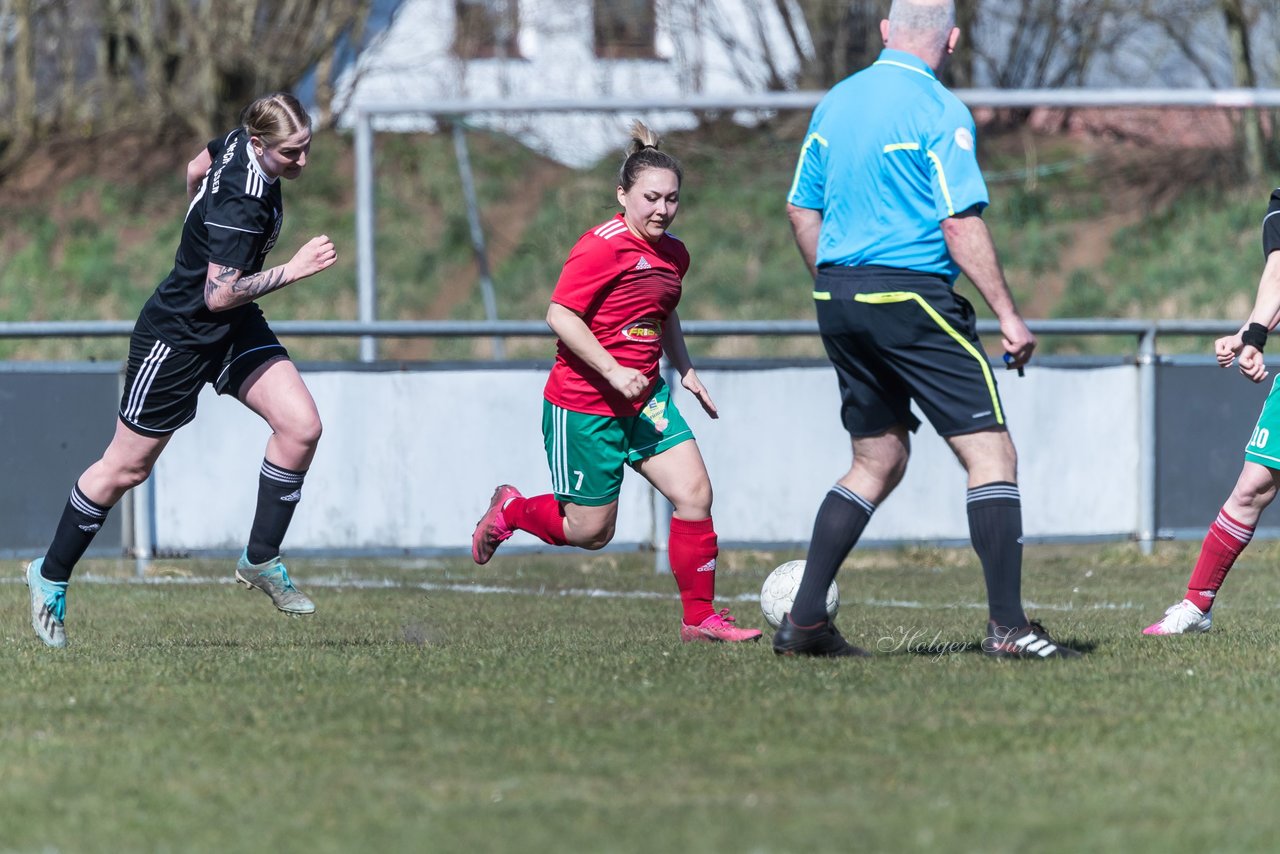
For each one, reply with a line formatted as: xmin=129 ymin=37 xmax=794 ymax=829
xmin=1265 ymin=189 xmax=1280 ymax=258
xmin=140 ymin=128 xmax=284 ymax=350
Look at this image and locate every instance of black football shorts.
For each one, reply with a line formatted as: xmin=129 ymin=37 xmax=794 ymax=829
xmin=814 ymin=265 xmax=1007 ymax=438
xmin=119 ymin=308 xmax=289 ymax=437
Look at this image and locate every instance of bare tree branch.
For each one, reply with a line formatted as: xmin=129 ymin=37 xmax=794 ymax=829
xmin=0 ymin=0 xmax=374 ymax=160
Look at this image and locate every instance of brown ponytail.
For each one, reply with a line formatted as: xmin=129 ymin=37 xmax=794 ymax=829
xmin=617 ymin=120 xmax=683 ymax=191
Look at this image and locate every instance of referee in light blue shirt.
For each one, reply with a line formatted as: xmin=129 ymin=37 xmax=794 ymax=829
xmin=774 ymin=0 xmax=1080 ymax=660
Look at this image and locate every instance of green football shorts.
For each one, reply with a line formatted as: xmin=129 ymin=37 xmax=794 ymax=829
xmin=1245 ymin=375 xmax=1280 ymax=469
xmin=542 ymin=379 xmax=695 ymax=506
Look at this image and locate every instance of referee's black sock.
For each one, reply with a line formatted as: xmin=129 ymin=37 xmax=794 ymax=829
xmin=246 ymin=459 xmax=307 ymax=565
xmin=790 ymin=485 xmax=876 ymax=626
xmin=43 ymin=484 xmax=112 ymax=583
xmin=967 ymin=481 xmax=1028 ymax=629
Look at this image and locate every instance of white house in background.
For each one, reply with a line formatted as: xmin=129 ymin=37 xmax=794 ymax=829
xmin=335 ymin=0 xmax=810 ymax=166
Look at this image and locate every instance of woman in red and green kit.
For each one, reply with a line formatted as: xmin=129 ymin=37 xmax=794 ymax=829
xmin=472 ymin=121 xmax=760 ymax=644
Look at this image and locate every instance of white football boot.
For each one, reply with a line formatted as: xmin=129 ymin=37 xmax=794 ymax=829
xmin=1142 ymin=599 xmax=1212 ymax=636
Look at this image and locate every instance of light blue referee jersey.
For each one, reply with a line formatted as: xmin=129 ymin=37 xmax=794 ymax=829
xmin=787 ymin=48 xmax=988 ymax=283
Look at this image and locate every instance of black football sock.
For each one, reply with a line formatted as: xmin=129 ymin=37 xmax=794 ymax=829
xmin=43 ymin=484 xmax=112 ymax=583
xmin=967 ymin=481 xmax=1028 ymax=629
xmin=245 ymin=459 xmax=307 ymax=565
xmin=790 ymin=485 xmax=875 ymax=626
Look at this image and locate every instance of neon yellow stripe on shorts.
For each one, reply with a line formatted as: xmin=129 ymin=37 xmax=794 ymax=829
xmin=853 ymin=290 xmax=1003 ymax=424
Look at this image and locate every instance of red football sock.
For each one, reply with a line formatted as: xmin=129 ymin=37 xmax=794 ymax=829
xmin=668 ymin=516 xmax=718 ymax=626
xmin=1185 ymin=507 xmax=1254 ymax=612
xmin=504 ymin=494 xmax=568 ymax=546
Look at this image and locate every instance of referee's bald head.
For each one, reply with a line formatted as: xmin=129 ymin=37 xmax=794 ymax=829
xmin=884 ymin=0 xmax=958 ymax=63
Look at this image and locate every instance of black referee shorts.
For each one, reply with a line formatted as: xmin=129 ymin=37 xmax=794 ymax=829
xmin=119 ymin=310 xmax=289 ymax=437
xmin=814 ymin=265 xmax=1006 ymax=438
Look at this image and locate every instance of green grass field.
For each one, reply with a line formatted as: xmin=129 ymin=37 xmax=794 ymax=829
xmin=2 ymin=543 xmax=1278 ymax=852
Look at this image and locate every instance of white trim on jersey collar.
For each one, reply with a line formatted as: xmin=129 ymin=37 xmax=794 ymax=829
xmin=873 ymin=58 xmax=937 ymax=80
xmin=245 ymin=144 xmax=278 ymax=184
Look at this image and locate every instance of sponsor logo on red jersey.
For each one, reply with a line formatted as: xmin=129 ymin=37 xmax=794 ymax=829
xmin=621 ymin=319 xmax=663 ymax=341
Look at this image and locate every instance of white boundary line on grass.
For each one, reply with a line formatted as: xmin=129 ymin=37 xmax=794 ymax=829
xmin=0 ymin=573 xmax=1143 ymax=612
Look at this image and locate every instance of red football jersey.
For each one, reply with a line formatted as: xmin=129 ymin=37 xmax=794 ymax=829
xmin=544 ymin=214 xmax=691 ymax=416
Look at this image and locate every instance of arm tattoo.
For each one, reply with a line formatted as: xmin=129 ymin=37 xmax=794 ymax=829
xmin=205 ymin=264 xmax=289 ymax=308
xmin=228 ymin=266 xmax=287 ymax=298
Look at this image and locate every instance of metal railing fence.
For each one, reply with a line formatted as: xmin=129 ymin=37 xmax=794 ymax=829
xmin=0 ymin=316 xmax=1247 ymax=561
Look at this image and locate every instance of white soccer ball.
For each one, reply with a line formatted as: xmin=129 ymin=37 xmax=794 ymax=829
xmin=759 ymin=559 xmax=838 ymax=630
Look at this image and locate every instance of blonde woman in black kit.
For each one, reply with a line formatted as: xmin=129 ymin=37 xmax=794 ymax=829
xmin=24 ymin=93 xmax=336 ymax=648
